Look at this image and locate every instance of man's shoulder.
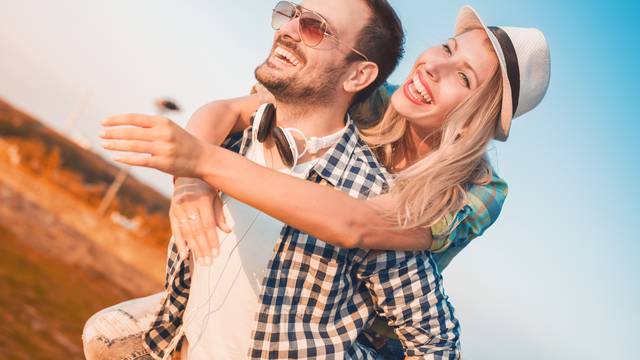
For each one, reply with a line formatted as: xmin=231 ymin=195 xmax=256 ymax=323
xmin=332 ymin=131 xmax=390 ymax=199
xmin=350 ymin=136 xmax=389 ymax=180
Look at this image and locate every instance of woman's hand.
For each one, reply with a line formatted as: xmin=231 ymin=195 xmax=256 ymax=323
xmin=100 ymin=114 xmax=211 ymax=178
xmin=171 ymin=178 xmax=231 ymax=265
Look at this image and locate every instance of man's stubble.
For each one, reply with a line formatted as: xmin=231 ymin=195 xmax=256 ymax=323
xmin=254 ymin=58 xmax=346 ymax=107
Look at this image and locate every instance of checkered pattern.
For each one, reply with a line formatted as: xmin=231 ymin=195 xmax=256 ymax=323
xmin=143 ymin=119 xmax=461 ymax=359
xmin=430 ymin=171 xmax=508 ymax=271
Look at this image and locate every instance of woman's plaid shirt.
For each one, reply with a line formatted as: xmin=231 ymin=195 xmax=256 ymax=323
xmin=142 ymin=119 xmax=461 ymax=359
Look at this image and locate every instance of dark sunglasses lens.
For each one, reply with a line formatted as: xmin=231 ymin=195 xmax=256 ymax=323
xmin=299 ymin=14 xmax=325 ymax=46
xmin=272 ymin=1 xmax=296 ymax=30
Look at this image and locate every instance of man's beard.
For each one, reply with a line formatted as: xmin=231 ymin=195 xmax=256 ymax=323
xmin=254 ymin=59 xmax=345 ymax=106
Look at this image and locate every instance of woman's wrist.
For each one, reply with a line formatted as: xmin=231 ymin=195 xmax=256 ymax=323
xmin=195 ymin=143 xmax=222 ymax=180
xmin=174 ymin=176 xmax=208 ymax=188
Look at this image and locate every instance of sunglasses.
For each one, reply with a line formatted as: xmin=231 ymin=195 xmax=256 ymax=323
xmin=271 ymin=1 xmax=369 ymax=62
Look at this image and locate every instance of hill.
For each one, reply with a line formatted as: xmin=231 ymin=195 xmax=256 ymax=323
xmin=0 ymin=224 xmax=135 ymax=359
xmin=0 ymin=98 xmax=172 ymax=358
xmin=0 ymin=98 xmax=171 ymax=230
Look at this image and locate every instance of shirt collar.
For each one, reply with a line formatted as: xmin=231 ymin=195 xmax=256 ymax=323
xmin=239 ymin=114 xmax=360 ymax=187
xmin=310 ymin=115 xmax=359 ymax=187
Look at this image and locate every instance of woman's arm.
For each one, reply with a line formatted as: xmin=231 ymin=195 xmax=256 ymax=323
xmin=184 ymin=88 xmax=431 ymax=251
xmin=170 ymin=89 xmax=433 ymax=251
xmin=101 ymin=91 xmax=433 ymax=252
xmin=184 ymin=94 xmax=262 ymax=145
xmin=184 ymin=83 xmax=275 ymax=145
xmin=198 ymin=145 xmax=432 ymax=251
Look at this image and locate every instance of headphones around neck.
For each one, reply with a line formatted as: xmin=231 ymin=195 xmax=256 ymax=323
xmin=251 ymin=103 xmax=347 ymax=168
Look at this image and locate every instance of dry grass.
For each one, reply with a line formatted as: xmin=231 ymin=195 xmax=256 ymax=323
xmin=0 ymin=97 xmax=171 ymax=359
xmin=0 ymin=225 xmax=136 ymax=359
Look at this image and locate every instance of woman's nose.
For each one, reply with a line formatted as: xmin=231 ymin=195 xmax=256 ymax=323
xmin=425 ymin=54 xmax=459 ymax=83
xmin=423 ymin=59 xmax=442 ymax=82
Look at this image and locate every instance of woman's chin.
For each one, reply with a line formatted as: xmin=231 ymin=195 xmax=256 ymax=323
xmin=391 ymin=95 xmax=444 ymax=131
xmin=392 ymin=94 xmax=432 ymax=120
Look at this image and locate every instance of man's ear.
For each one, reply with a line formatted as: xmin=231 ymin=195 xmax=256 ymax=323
xmin=343 ymin=62 xmax=379 ymax=95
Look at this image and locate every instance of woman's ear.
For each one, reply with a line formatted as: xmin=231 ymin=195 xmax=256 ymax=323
xmin=343 ymin=62 xmax=379 ymax=95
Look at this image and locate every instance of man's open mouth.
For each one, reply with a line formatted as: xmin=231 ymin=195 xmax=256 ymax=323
xmin=273 ymin=46 xmax=301 ymax=67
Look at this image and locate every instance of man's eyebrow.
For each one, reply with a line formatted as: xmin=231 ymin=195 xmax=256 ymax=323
xmin=324 ymin=17 xmax=338 ymax=34
xmin=300 ymin=3 xmax=337 ymax=34
xmin=449 ymin=37 xmax=480 ymax=87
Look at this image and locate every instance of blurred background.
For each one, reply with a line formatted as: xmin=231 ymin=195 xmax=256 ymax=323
xmin=0 ymin=0 xmax=638 ymax=359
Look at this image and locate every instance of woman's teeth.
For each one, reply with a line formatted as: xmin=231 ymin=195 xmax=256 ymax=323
xmin=275 ymin=47 xmax=300 ymax=66
xmin=411 ymin=75 xmax=433 ymax=104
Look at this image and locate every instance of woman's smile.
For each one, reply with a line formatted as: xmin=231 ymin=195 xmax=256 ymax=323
xmin=402 ymin=67 xmax=436 ymax=107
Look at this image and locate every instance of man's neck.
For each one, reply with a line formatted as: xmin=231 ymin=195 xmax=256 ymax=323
xmin=273 ymin=101 xmax=348 ymax=137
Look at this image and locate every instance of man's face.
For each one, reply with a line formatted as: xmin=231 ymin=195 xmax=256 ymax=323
xmin=255 ymin=0 xmax=371 ymax=105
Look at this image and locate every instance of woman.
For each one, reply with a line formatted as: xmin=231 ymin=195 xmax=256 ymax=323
xmin=91 ymin=5 xmax=550 ymax=359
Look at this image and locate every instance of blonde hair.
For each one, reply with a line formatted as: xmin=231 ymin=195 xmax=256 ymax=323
xmin=360 ymin=58 xmax=503 ymax=230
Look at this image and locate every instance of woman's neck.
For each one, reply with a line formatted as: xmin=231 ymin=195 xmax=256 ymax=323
xmin=391 ymin=123 xmax=440 ymax=172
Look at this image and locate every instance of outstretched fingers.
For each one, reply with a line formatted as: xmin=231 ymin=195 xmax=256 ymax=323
xmin=101 ymin=114 xmax=158 ymax=128
xmin=170 ymin=206 xmax=189 ymax=260
xmin=198 ymin=196 xmax=221 ymax=259
xmin=102 ymin=140 xmax=154 ymax=154
xmin=111 ymin=155 xmax=155 ymax=168
xmin=213 ymin=192 xmax=231 ymax=233
xmin=100 ymin=127 xmax=158 ymax=142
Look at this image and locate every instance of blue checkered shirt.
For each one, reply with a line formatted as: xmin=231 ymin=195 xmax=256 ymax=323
xmin=143 ymin=118 xmax=461 ymax=359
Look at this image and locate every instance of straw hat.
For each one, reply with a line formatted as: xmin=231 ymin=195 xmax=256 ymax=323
xmin=455 ymin=5 xmax=551 ymax=141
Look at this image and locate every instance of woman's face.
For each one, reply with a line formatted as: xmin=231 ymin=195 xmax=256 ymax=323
xmin=391 ymin=29 xmax=499 ymax=132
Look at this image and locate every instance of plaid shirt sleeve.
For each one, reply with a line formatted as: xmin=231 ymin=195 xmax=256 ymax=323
xmin=358 ymin=251 xmax=461 ymax=359
xmin=430 ymin=169 xmax=508 ymax=270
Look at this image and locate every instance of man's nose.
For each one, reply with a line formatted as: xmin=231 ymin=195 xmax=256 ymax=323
xmin=277 ymin=16 xmax=302 ymax=43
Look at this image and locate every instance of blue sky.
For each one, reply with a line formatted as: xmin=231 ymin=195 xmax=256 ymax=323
xmin=1 ymin=1 xmax=638 ymax=358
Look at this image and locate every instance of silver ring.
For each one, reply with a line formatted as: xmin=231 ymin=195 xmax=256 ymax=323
xmin=188 ymin=214 xmax=200 ymax=221
xmin=178 ymin=218 xmax=189 ymax=224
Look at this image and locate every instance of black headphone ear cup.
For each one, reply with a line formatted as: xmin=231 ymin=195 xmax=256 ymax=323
xmin=257 ymin=103 xmax=276 ymax=143
xmin=272 ymin=127 xmax=295 ymax=168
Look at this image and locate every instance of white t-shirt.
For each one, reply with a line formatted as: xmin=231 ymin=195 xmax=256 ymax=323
xmin=183 ymin=141 xmax=317 ymax=360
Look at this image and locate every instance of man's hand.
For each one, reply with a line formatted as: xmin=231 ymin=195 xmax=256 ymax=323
xmin=100 ymin=114 xmax=210 ymax=178
xmin=171 ymin=178 xmax=231 ymax=265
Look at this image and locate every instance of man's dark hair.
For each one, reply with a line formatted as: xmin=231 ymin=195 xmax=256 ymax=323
xmin=349 ymin=0 xmax=405 ymax=106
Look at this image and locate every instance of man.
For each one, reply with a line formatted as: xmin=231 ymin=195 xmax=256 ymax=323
xmin=89 ymin=1 xmax=461 ymax=359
